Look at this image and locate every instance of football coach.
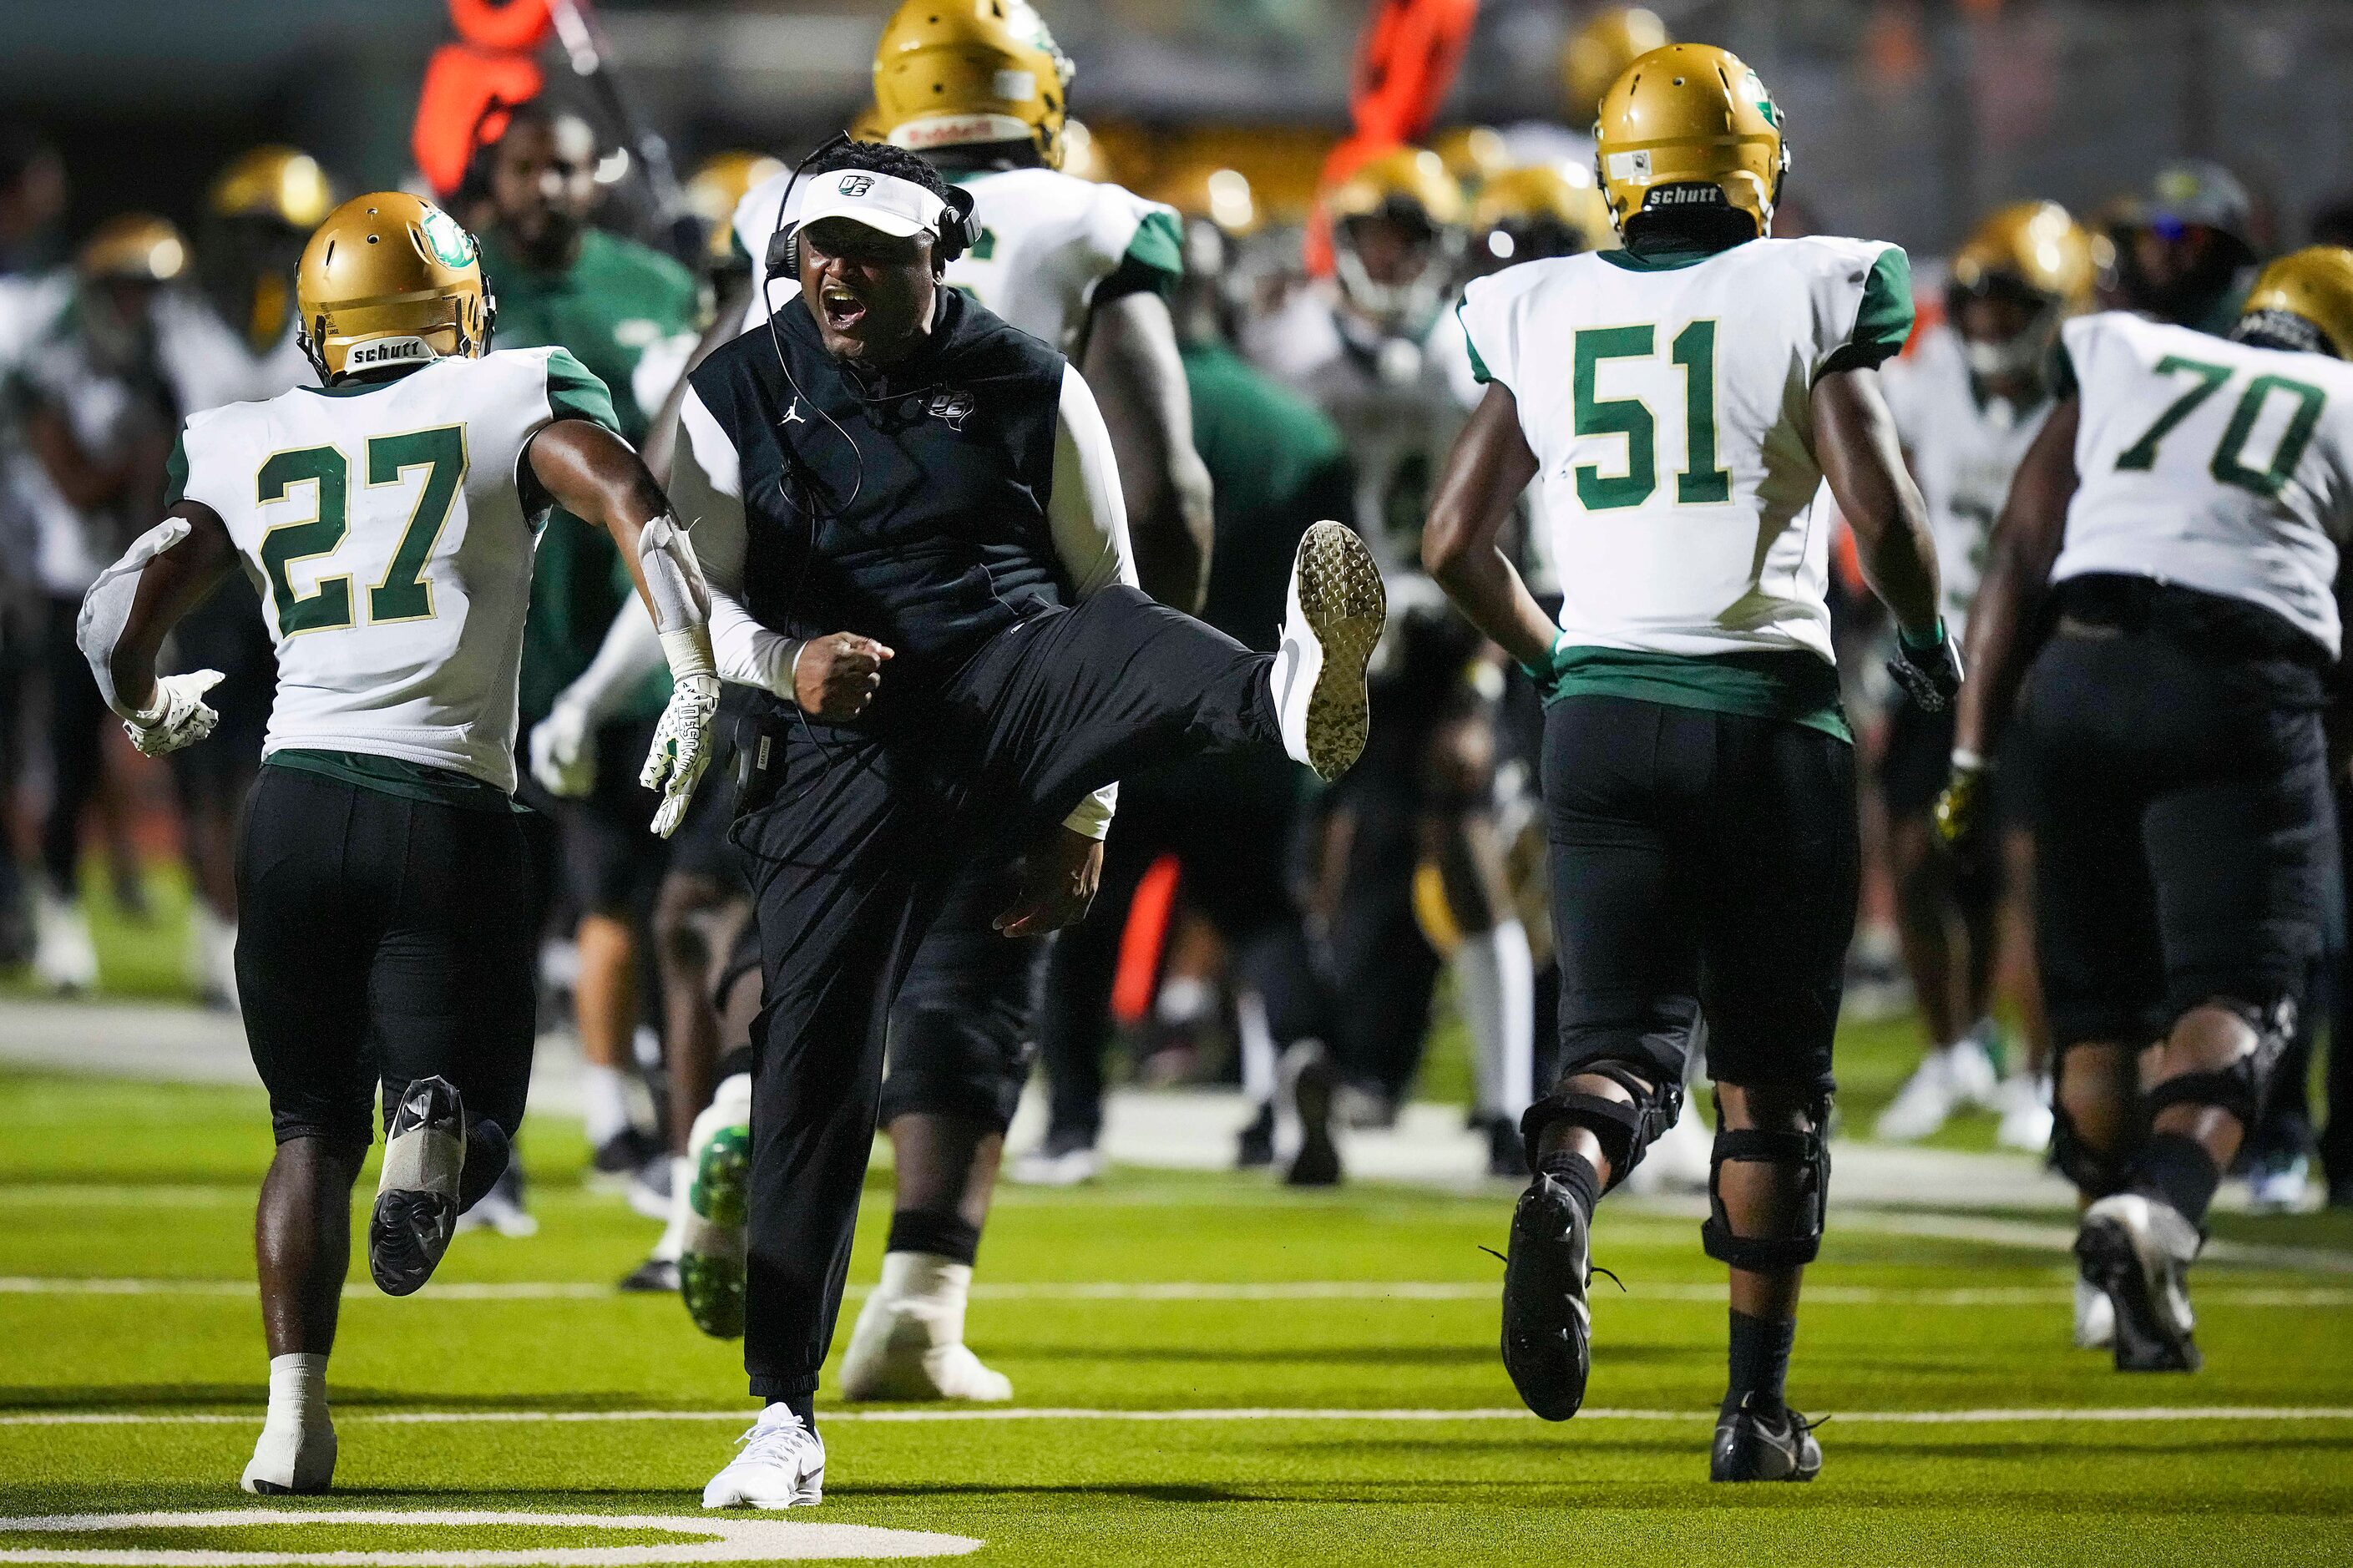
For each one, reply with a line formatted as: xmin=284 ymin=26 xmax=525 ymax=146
xmin=664 ymin=138 xmax=1387 ymax=1508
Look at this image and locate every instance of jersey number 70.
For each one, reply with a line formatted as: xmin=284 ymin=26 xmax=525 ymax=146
xmin=256 ymin=427 xmax=468 ymax=635
xmin=2114 ymin=354 xmax=2326 ymax=498
xmin=1572 ymin=321 xmax=1732 ymax=510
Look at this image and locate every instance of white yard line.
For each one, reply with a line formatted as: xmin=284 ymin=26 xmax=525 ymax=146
xmin=4 ymin=1276 xmax=2350 ymax=1307
xmin=3 ymin=1405 xmax=2352 ymax=1429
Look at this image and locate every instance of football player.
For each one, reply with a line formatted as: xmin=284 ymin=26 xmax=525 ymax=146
xmin=1872 ymin=202 xmax=2093 ymax=1151
xmin=1944 ymin=247 xmax=2353 ymax=1373
xmin=670 ymin=0 xmax=1214 ymax=1405
xmin=1427 ymin=45 xmax=1955 ymax=1479
xmin=152 ymin=146 xmax=337 ymax=1008
xmin=74 ymin=193 xmax=718 ymax=1495
xmin=1252 ymin=147 xmax=1537 ymax=1175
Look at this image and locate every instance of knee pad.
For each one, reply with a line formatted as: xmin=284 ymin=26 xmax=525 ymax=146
xmin=2048 ymin=1097 xmax=2132 ymax=1198
xmin=1699 ymin=1103 xmax=1829 ymax=1271
xmin=2144 ymin=997 xmax=2292 ymax=1130
xmin=1521 ymin=1060 xmax=1683 ymax=1190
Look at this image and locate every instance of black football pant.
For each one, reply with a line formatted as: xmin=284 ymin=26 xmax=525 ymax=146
xmin=731 ymin=587 xmax=1281 ymax=1399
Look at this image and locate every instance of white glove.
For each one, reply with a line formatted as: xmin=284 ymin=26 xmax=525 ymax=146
xmin=529 ymin=701 xmax=598 ymax=799
xmin=640 ymin=671 xmax=721 ymax=838
xmin=124 ymin=670 xmax=225 ymax=757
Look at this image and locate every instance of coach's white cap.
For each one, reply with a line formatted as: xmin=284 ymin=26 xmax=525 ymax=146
xmin=795 ymin=168 xmax=949 ymax=240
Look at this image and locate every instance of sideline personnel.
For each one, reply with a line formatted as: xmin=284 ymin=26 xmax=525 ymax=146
xmin=670 ymin=140 xmax=1385 ymax=1510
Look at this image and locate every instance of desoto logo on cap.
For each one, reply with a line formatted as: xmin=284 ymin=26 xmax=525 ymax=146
xmin=837 ymin=175 xmax=875 ymax=197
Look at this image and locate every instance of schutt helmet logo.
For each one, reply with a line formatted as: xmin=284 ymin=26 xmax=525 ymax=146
xmin=837 ymin=174 xmax=875 ymax=196
xmin=929 ymin=390 xmax=976 ymax=430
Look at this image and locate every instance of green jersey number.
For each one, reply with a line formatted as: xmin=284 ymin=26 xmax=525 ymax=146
xmin=1572 ymin=320 xmax=1732 ymax=511
xmin=257 ymin=426 xmax=468 ymax=635
xmin=2115 ymin=355 xmax=2327 ymax=498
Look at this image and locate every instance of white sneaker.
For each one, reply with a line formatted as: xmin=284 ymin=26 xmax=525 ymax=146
xmin=703 ymin=1406 xmax=825 ymax=1509
xmin=31 ymin=889 xmax=97 ymax=994
xmin=1994 ymin=1075 xmax=2056 ymax=1153
xmin=1008 ymin=1139 xmax=1104 ymax=1187
xmin=2248 ymin=1152 xmax=2313 ymax=1214
xmin=1273 ymin=521 xmax=1385 ymax=782
xmin=240 ymin=1414 xmax=336 ymax=1495
xmin=1874 ymin=1039 xmax=1996 ymax=1142
xmin=840 ymin=1255 xmax=1012 ymax=1404
xmin=2073 ymin=1275 xmax=2115 ymax=1350
xmin=1622 ymin=1097 xmax=1713 ymax=1195
xmin=1948 ymin=1028 xmax=2002 ymax=1110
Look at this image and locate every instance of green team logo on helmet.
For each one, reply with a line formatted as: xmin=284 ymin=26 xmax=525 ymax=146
xmin=419 ymin=207 xmax=478 ymax=270
xmin=1741 ymin=69 xmax=1783 ymax=129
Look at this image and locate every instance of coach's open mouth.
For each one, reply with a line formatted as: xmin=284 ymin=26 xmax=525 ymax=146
xmin=820 ymin=283 xmax=868 ymax=334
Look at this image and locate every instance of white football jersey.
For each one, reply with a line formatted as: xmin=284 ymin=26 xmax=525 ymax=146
xmin=154 ymin=290 xmax=314 ymax=416
xmin=1247 ymin=283 xmax=1475 ymax=580
xmin=1456 ymin=236 xmax=1912 ymax=662
xmin=168 ymin=347 xmax=616 ymax=791
xmin=1881 ymin=323 xmax=2052 ymax=640
xmin=733 ymin=163 xmax=1180 ymax=351
xmin=2055 ymin=311 xmax=2353 ymax=657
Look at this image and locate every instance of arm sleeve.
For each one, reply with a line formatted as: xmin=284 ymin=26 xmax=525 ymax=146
xmin=542 ymin=346 xmax=624 ymax=433
xmin=1819 ymin=245 xmax=1916 ymax=379
xmin=1050 ymin=363 xmax=1140 ymax=599
xmin=672 ymin=382 xmax=802 ymax=698
xmin=1090 ymin=205 xmax=1185 ymax=307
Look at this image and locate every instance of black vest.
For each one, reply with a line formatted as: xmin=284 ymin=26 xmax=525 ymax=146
xmin=691 ymin=287 xmax=1068 ymax=677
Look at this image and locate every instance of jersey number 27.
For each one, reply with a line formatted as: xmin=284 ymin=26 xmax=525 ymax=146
xmin=257 ymin=427 xmax=468 ymax=635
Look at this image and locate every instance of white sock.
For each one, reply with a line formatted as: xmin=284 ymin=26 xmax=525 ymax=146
xmin=1236 ymin=988 xmax=1279 ymax=1109
xmin=875 ymin=1251 xmax=970 ymax=1348
xmin=266 ymin=1352 xmax=329 ymax=1431
xmin=1456 ymin=921 xmax=1536 ymax=1120
xmin=582 ymin=1064 xmax=634 ymax=1148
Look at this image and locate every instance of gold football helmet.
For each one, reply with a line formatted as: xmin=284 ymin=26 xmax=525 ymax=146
xmin=1563 ymin=7 xmax=1670 ymax=128
xmin=1593 ymin=43 xmax=1787 ymax=239
xmin=1324 ymin=148 xmax=1466 ymax=334
xmin=1434 ymin=126 xmax=1512 ymax=190
xmin=1470 ymin=163 xmax=1617 ymax=266
xmin=209 ymin=146 xmax=336 ymax=230
xmin=686 ymin=150 xmax=786 ymax=266
xmin=296 ymin=193 xmax=491 ymax=381
xmin=1153 ymin=164 xmax=1260 ymax=236
xmin=78 ymin=214 xmax=188 ymax=283
xmin=874 ymin=0 xmax=1074 ymax=170
xmin=1951 ymin=200 xmax=2095 ymax=309
xmin=2240 ymin=247 xmax=2353 ymax=360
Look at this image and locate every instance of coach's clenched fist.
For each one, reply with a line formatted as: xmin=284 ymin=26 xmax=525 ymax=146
xmin=792 ymin=633 xmax=894 ymax=721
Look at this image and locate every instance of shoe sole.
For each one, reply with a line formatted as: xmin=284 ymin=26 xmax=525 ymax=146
xmin=2077 ymin=1215 xmax=2200 ymax=1373
xmin=681 ymin=1124 xmax=751 ymax=1339
xmin=1291 ymin=523 xmax=1384 ymax=783
xmin=1283 ymin=1050 xmax=1342 ymax=1187
xmin=1500 ymin=1180 xmax=1591 ymax=1421
xmin=370 ymin=1077 xmax=464 ymax=1297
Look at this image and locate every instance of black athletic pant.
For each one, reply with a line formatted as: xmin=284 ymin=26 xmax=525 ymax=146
xmin=40 ymin=595 xmax=107 ymax=898
xmin=236 ymin=766 xmax=539 ymax=1151
xmin=1035 ymin=751 xmax=1321 ymax=1144
xmin=734 ymin=586 xmax=1281 ymax=1399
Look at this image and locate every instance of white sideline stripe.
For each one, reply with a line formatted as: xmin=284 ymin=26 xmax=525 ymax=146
xmin=4 ymin=1406 xmax=2352 ymax=1429
xmin=4 ymin=1276 xmax=2350 ymax=1308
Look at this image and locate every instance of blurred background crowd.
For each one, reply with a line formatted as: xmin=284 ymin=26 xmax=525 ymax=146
xmin=3 ymin=0 xmax=2350 ymax=1248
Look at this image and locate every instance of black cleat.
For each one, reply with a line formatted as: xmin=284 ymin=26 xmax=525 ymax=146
xmin=1710 ymin=1396 xmax=1824 ymax=1482
xmin=1499 ymin=1172 xmax=1592 ymax=1420
xmin=618 ymin=1255 xmax=681 ymax=1293
xmin=2077 ymin=1193 xmax=2203 ymax=1373
xmin=1283 ymin=1042 xmax=1343 ymax=1187
xmin=369 ymin=1076 xmax=464 ymax=1297
xmin=1236 ymin=1102 xmax=1275 ymax=1169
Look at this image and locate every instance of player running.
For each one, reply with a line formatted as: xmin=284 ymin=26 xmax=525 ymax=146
xmin=1945 ymin=247 xmax=2353 ymax=1373
xmin=73 ymin=193 xmax=719 ymax=1495
xmin=666 ymin=0 xmax=1217 ymax=1406
xmin=1425 ymin=44 xmax=1956 ymax=1479
xmin=1871 ymin=201 xmax=2093 ymax=1151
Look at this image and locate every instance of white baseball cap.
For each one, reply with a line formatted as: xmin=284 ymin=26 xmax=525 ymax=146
xmin=794 ymin=167 xmax=949 ymax=241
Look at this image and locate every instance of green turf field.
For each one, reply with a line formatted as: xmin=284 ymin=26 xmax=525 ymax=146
xmin=1 ymin=1067 xmax=2349 ymax=1565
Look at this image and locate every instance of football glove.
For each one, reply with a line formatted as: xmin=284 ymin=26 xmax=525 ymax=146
xmin=124 ymin=670 xmax=224 ymax=757
xmin=640 ymin=671 xmax=721 ymax=838
xmin=529 ymin=701 xmax=598 ymax=799
xmin=1887 ymin=621 xmax=1965 ymax=714
xmin=1935 ymin=758 xmax=1987 ymax=852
